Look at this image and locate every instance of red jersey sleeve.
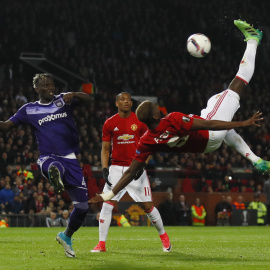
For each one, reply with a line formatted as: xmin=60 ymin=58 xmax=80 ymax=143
xmin=102 ymin=119 xmax=112 ymax=142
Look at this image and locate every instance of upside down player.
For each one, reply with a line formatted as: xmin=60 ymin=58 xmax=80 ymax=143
xmin=91 ymin=92 xmax=171 ymax=253
xmin=0 ymin=73 xmax=91 ymax=258
xmin=90 ymin=21 xmax=269 ymax=205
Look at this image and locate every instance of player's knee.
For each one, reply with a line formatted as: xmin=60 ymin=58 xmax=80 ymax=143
xmin=74 ymin=201 xmax=89 ymax=213
xmin=228 ymin=77 xmax=246 ymax=97
xmin=139 ymin=202 xmax=153 ymax=212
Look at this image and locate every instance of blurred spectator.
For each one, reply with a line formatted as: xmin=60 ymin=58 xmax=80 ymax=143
xmin=256 ymin=184 xmax=263 ymax=194
xmin=46 ymin=212 xmax=61 ymax=227
xmin=60 ymin=210 xmax=69 ymax=227
xmin=248 ymin=193 xmax=267 ymax=225
xmin=231 ymin=178 xmax=243 ymax=192
xmin=205 ymin=185 xmax=214 ymax=193
xmin=191 ymin=198 xmax=206 ymax=226
xmin=215 ymin=195 xmax=232 ymax=226
xmin=247 ymin=179 xmax=256 ymax=192
xmin=117 ymin=211 xmax=131 ymax=227
xmin=195 ymin=176 xmax=208 ymax=192
xmin=158 ymin=192 xmax=176 ymax=225
xmin=35 ymin=195 xmax=46 ymax=214
xmin=47 ymin=185 xmax=57 ymax=204
xmin=57 ymin=199 xmax=67 ymax=215
xmin=16 ymin=165 xmax=34 ymax=182
xmin=232 ymin=196 xmax=246 ymax=209
xmin=22 ymin=179 xmax=35 ymax=199
xmin=214 ymin=180 xmax=224 ymax=192
xmin=175 ymin=194 xmax=191 ymax=226
xmin=6 ymin=194 xmax=24 ymax=214
xmin=0 ymin=183 xmax=15 ymax=213
xmin=0 ymin=217 xmax=9 ymax=228
xmin=221 ymin=175 xmax=232 ymax=192
xmin=12 ymin=176 xmax=24 ymax=195
xmin=0 ymin=179 xmax=6 ymax=190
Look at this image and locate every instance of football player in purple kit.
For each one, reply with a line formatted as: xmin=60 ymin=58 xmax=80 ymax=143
xmin=0 ymin=73 xmax=91 ymax=258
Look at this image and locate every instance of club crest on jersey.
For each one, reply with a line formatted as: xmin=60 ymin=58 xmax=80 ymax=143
xmin=131 ymin=124 xmax=138 ymax=131
xmin=182 ymin=116 xmax=190 ymax=123
xmin=117 ymin=134 xmax=134 ymax=141
xmin=54 ymin=99 xmax=64 ymax=107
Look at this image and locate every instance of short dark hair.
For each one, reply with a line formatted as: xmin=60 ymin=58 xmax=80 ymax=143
xmin=115 ymin=92 xmax=131 ymax=102
xmin=33 ymin=73 xmax=54 ymax=88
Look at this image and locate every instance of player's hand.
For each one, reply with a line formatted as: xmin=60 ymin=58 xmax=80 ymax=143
xmin=134 ymin=162 xmax=147 ymax=180
xmin=243 ymin=111 xmax=264 ymax=127
xmin=63 ymin=92 xmax=75 ymax=105
xmin=88 ymin=193 xmax=105 ymax=204
xmin=102 ymin=168 xmax=112 ymax=186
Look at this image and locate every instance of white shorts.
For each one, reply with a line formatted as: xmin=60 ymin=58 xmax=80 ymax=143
xmin=103 ymin=165 xmax=152 ymax=202
xmin=200 ymin=89 xmax=240 ymax=153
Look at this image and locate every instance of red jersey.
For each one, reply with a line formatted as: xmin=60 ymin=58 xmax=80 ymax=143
xmin=134 ymin=112 xmax=209 ymax=162
xmin=102 ymin=112 xmax=148 ymax=166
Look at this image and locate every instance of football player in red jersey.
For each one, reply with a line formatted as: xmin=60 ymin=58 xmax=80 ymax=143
xmin=90 ymin=21 xmax=268 ymax=211
xmin=91 ymin=92 xmax=171 ymax=253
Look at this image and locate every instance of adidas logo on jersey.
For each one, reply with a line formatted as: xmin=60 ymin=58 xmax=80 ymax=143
xmin=114 ymin=127 xmax=119 ymax=131
xmin=38 ymin=112 xmax=67 ymax=126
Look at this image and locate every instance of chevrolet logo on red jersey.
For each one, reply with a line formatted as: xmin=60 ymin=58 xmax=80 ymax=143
xmin=118 ymin=134 xmax=134 ymax=141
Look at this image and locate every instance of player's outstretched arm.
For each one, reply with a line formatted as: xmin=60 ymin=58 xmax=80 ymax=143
xmin=191 ymin=111 xmax=263 ymax=131
xmin=0 ymin=120 xmax=15 ymax=133
xmin=89 ymin=159 xmax=145 ymax=203
xmin=63 ymin=92 xmax=91 ymax=105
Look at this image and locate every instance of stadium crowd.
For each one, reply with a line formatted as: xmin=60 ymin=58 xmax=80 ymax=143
xmin=0 ymin=0 xmax=270 ymax=223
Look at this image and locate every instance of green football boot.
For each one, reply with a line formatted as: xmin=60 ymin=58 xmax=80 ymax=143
xmin=253 ymin=158 xmax=270 ymax=174
xmin=234 ymin=20 xmax=263 ymax=45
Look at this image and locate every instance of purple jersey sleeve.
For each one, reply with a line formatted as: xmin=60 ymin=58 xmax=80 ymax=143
xmin=9 ymin=104 xmax=29 ymax=126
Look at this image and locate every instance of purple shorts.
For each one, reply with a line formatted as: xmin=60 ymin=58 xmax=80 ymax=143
xmin=37 ymin=155 xmax=88 ymax=202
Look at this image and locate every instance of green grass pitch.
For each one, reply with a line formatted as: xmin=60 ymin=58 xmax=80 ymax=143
xmin=1 ymin=226 xmax=270 ymax=270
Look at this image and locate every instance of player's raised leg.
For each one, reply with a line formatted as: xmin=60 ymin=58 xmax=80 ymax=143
xmin=224 ymin=129 xmax=270 ymax=173
xmin=228 ymin=20 xmax=263 ymax=97
xmin=38 ymin=157 xmax=65 ymax=194
xmin=224 ymin=21 xmax=269 ymax=173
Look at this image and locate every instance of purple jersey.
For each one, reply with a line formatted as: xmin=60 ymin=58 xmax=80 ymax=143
xmin=9 ymin=94 xmax=79 ymax=156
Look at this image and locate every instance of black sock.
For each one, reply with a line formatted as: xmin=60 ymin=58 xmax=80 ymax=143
xmin=64 ymin=226 xmax=75 ymax=238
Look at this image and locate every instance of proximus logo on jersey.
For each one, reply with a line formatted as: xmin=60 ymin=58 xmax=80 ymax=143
xmin=38 ymin=112 xmax=67 ymax=126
